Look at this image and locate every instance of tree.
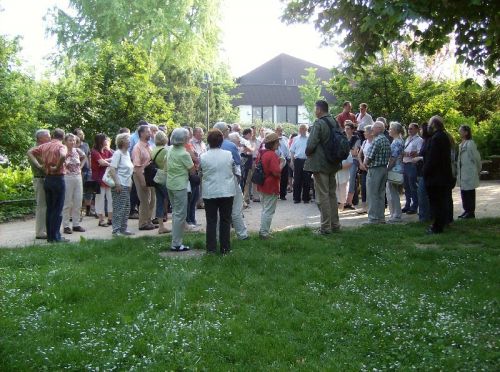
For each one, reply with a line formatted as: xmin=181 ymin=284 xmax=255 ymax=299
xmin=0 ymin=36 xmax=40 ymax=164
xmin=298 ymin=67 xmax=325 ymax=123
xmin=281 ymin=0 xmax=500 ymax=75
xmin=47 ymin=0 xmax=221 ymax=72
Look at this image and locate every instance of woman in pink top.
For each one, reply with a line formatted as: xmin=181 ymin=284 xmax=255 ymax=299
xmin=62 ymin=134 xmax=86 ymax=234
xmin=91 ymin=133 xmax=114 ymax=227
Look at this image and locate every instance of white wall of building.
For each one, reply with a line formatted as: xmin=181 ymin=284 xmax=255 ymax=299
xmin=238 ymin=104 xmax=312 ymax=125
xmin=298 ymin=105 xmax=311 ymax=124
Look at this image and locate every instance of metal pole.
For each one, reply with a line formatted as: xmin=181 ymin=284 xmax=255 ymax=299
xmin=206 ymin=83 xmax=210 ymax=132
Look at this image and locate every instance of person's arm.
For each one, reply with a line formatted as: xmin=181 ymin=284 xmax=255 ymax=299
xmin=27 ymin=147 xmax=44 ymax=172
xmin=305 ymin=122 xmax=321 ymax=156
xmin=51 ymin=147 xmax=67 ymax=174
xmin=471 ymin=141 xmax=482 ymax=172
xmin=269 ymin=155 xmax=282 ymax=177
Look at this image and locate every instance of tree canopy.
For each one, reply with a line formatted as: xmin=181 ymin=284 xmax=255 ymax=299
xmin=281 ymin=0 xmax=500 ymax=75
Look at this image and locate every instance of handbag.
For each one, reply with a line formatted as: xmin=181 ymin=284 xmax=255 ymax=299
xmin=189 ymin=172 xmax=201 ymax=187
xmin=251 ymin=157 xmax=265 ymax=186
xmin=102 ymin=167 xmax=115 ymax=187
xmin=154 ymin=169 xmax=167 ymax=185
xmin=144 ymin=148 xmax=165 ymax=187
xmin=387 ymin=170 xmax=404 ymax=185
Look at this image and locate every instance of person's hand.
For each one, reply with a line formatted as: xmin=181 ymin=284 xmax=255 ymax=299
xmin=115 ymin=184 xmax=122 ymax=193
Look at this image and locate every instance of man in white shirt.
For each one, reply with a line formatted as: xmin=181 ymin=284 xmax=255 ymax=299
xmin=190 ymin=127 xmax=207 ymax=157
xmin=356 ymin=103 xmax=374 ymax=141
xmin=402 ymin=123 xmax=424 ymax=214
xmin=290 ymin=124 xmax=312 ymax=203
xmin=275 ymin=126 xmax=290 ymax=200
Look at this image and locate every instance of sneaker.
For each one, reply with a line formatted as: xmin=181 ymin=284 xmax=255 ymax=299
xmin=36 ymin=234 xmax=47 ymax=240
xmin=112 ymin=232 xmax=123 ymax=237
xmin=158 ymin=227 xmax=171 ymax=234
xmin=63 ymin=227 xmax=72 ymax=234
xmin=171 ymin=244 xmax=190 ymax=251
xmin=72 ymin=226 xmax=86 ymax=232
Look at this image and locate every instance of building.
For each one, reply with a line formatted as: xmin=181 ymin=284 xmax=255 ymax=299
xmin=231 ymin=53 xmax=334 ymax=125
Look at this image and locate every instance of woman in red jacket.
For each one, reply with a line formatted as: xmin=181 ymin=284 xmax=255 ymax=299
xmin=257 ymin=133 xmax=285 ymax=239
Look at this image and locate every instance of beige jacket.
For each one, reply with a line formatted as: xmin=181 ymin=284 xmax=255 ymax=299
xmin=457 ymin=140 xmax=481 ymax=190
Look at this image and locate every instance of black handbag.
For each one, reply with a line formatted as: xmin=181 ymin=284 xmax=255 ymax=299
xmin=251 ymin=160 xmax=265 ymax=186
xmin=189 ymin=172 xmax=201 ymax=187
xmin=144 ymin=148 xmax=164 ymax=187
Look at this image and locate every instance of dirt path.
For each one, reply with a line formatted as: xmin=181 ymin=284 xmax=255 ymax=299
xmin=1 ymin=181 xmax=499 ymax=249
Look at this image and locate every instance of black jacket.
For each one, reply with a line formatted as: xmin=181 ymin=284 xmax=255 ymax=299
xmin=423 ymin=129 xmax=453 ymax=187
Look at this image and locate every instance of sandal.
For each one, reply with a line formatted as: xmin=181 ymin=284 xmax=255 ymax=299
xmin=98 ymin=221 xmax=109 ymax=227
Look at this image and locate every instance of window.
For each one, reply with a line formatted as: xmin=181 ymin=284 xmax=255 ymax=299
xmin=286 ymin=106 xmax=297 ymax=124
xmin=276 ymin=106 xmax=287 ymax=123
xmin=263 ymin=106 xmax=273 ymax=122
xmin=252 ymin=107 xmax=262 ymax=123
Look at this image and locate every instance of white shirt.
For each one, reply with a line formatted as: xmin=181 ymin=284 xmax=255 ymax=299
xmin=110 ymin=149 xmax=134 ymax=187
xmin=403 ymin=135 xmax=424 ymax=163
xmin=290 ymin=134 xmax=308 ymax=159
xmin=336 ymin=153 xmax=353 ymax=185
xmin=200 ymin=148 xmax=236 ymax=199
xmin=356 ymin=113 xmax=374 ymax=131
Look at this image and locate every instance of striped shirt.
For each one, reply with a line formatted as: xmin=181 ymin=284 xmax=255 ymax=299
xmin=30 ymin=140 xmax=68 ymax=175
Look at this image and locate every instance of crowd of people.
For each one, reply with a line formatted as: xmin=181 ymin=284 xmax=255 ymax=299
xmin=27 ymin=100 xmax=482 ymax=251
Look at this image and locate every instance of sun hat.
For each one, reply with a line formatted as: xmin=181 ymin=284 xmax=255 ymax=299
xmin=264 ymin=133 xmax=279 ymax=144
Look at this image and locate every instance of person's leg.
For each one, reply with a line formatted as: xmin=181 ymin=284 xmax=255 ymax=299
xmin=388 ymin=181 xmax=402 ymax=221
xmin=44 ymin=177 xmax=55 ymax=241
xmin=34 ymin=178 xmax=47 ymax=238
xmin=377 ymin=167 xmax=388 ymax=221
xmin=403 ymin=164 xmax=410 ymax=211
xmin=231 ymin=179 xmax=248 ymax=239
xmin=328 ymin=172 xmax=340 ymax=230
xmin=293 ymin=158 xmax=303 ymax=202
xmin=129 ymin=178 xmax=139 ymax=215
xmin=168 ymin=189 xmax=188 ymax=248
xmin=204 ymin=198 xmax=218 ymax=253
xmin=446 ymin=187 xmax=453 ymax=224
xmin=62 ymin=176 xmax=74 ymax=229
xmin=121 ymin=187 xmax=131 ymax=232
xmin=314 ymin=172 xmax=332 ymax=233
xmin=259 ymin=193 xmax=278 ymax=237
xmin=303 ymin=170 xmax=312 ymax=202
xmin=147 ymin=186 xmax=155 ymax=224
xmin=133 ymin=175 xmax=148 ymax=227
xmin=346 ymin=160 xmax=358 ymax=206
xmin=53 ymin=176 xmax=66 ymax=241
xmin=95 ymin=188 xmax=106 ymax=224
xmin=385 ymin=181 xmax=393 ymax=219
xmin=105 ymin=187 xmax=113 ymax=222
xmin=187 ymin=184 xmax=199 ymax=224
xmin=243 ymin=167 xmax=253 ymax=203
xmin=417 ymin=177 xmax=430 ymax=221
xmin=111 ymin=188 xmax=122 ymax=234
xmin=279 ymin=161 xmax=289 ymax=199
xmin=407 ymin=164 xmax=419 ymax=212
xmin=366 ymin=169 xmax=376 ymax=222
xmin=428 ymin=186 xmax=446 ymax=232
xmin=470 ymin=189 xmax=476 ymax=216
xmin=72 ymin=176 xmax=83 ymax=228
xmin=219 ymin=197 xmax=234 ymax=253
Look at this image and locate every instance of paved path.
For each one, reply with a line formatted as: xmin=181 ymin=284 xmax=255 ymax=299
xmin=1 ymin=181 xmax=499 ymax=249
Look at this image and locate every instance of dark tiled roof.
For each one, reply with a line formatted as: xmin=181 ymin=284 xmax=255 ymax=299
xmin=231 ymin=53 xmax=334 ymax=106
xmin=231 ymin=84 xmax=334 ymax=106
xmin=237 ymin=53 xmax=331 ymax=86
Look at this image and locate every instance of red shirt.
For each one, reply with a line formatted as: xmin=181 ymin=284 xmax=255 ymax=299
xmin=256 ymin=150 xmax=280 ymax=195
xmin=91 ymin=148 xmax=113 ymax=186
xmin=336 ymin=111 xmax=357 ymax=130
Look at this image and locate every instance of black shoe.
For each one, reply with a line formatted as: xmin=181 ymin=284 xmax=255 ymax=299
xmin=151 ymin=218 xmax=159 ymax=225
xmin=426 ymin=227 xmax=442 ymax=235
xmin=280 ymin=197 xmax=287 ymax=201
xmin=73 ymin=226 xmax=86 ymax=232
xmin=344 ymin=204 xmax=355 ymax=210
xmin=406 ymin=210 xmax=417 ymax=215
xmin=303 ymin=200 xmax=310 ymax=204
xmin=402 ymin=207 xmax=409 ymax=213
xmin=463 ymin=213 xmax=475 ymax=219
xmin=139 ymin=224 xmax=155 ymax=231
xmin=54 ymin=237 xmax=70 ymax=243
xmin=294 ymin=200 xmax=301 ymax=204
xmin=63 ymin=227 xmax=72 ymax=234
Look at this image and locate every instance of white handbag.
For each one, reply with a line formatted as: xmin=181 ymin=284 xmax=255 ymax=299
xmin=387 ymin=170 xmax=404 ymax=185
xmin=102 ymin=167 xmax=115 ymax=187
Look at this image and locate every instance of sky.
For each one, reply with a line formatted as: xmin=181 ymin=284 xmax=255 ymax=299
xmin=0 ymin=0 xmax=341 ymax=78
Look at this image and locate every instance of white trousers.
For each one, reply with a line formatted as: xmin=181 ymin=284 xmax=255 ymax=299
xmin=63 ymin=175 xmax=83 ymax=228
xmin=33 ymin=177 xmax=46 ymax=237
xmin=231 ymin=178 xmax=248 ymax=239
xmin=95 ymin=185 xmax=113 ymax=215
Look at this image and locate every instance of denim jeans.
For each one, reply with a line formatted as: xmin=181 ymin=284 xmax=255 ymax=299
xmin=417 ymin=177 xmax=430 ymax=222
xmin=44 ymin=175 xmax=65 ymax=242
xmin=186 ymin=184 xmax=200 ymax=224
xmin=154 ymin=183 xmax=169 ymax=218
xmin=403 ymin=163 xmax=418 ymax=211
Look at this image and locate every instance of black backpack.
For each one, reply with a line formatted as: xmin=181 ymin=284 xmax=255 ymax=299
xmin=144 ymin=148 xmax=165 ymax=187
xmin=322 ymin=117 xmax=350 ymax=164
xmin=251 ymin=157 xmax=265 ymax=186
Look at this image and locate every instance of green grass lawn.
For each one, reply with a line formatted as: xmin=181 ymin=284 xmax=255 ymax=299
xmin=1 ymin=219 xmax=499 ymax=370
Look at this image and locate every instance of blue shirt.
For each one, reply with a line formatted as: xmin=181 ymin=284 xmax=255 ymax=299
xmin=128 ymin=131 xmax=139 ymax=155
xmin=290 ymin=135 xmax=308 ymax=159
xmin=276 ymin=136 xmax=290 ymax=159
xmin=221 ymin=139 xmax=241 ymax=166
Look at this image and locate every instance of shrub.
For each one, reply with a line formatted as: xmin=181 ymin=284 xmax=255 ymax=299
xmin=0 ymin=167 xmax=35 ymax=222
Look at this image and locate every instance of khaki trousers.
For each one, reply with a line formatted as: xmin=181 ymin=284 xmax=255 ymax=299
xmin=367 ymin=166 xmax=387 ymax=223
xmin=313 ymin=171 xmax=340 ymax=233
xmin=33 ymin=177 xmax=46 ymax=237
xmin=133 ymin=175 xmax=156 ymax=227
xmin=259 ymin=192 xmax=278 ymax=237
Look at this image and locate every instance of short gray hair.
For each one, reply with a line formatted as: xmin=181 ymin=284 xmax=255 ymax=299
xmin=228 ymin=132 xmax=240 ymax=144
xmin=389 ymin=121 xmax=404 ymax=136
xmin=170 ymin=128 xmax=189 ymax=146
xmin=35 ymin=129 xmax=50 ymax=140
xmin=115 ymin=133 xmax=130 ymax=150
xmin=373 ymin=121 xmax=385 ymax=130
xmin=364 ymin=125 xmax=373 ymax=134
xmin=213 ymin=122 xmax=228 ymax=133
xmin=154 ymin=130 xmax=168 ymax=146
xmin=376 ymin=117 xmax=387 ymax=127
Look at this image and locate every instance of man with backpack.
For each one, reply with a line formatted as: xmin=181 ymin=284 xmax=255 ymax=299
xmin=304 ymin=100 xmax=344 ymax=235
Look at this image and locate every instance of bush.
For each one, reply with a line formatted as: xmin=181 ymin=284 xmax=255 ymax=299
xmin=0 ymin=167 xmax=35 ymax=222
